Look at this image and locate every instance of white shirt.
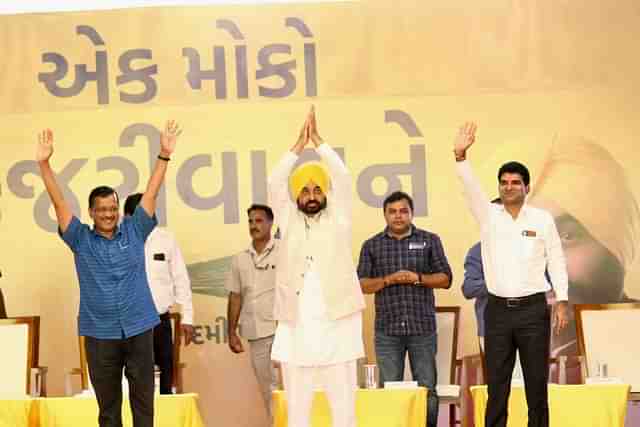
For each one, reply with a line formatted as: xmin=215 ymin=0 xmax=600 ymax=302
xmin=224 ymin=239 xmax=278 ymax=340
xmin=456 ymin=160 xmax=568 ymax=300
xmin=145 ymin=228 xmax=194 ymax=324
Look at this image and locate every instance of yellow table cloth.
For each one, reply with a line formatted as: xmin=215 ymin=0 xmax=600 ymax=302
xmin=0 ymin=397 xmax=37 ymax=427
xmin=273 ymin=387 xmax=427 ymax=427
xmin=0 ymin=393 xmax=203 ymax=427
xmin=470 ymin=384 xmax=630 ymax=427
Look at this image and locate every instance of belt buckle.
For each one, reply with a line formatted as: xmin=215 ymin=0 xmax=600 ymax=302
xmin=506 ymin=298 xmax=520 ymax=308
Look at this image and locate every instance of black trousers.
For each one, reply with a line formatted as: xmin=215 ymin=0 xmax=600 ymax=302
xmin=484 ymin=293 xmax=550 ymax=427
xmin=85 ymin=329 xmax=155 ymax=427
xmin=153 ymin=312 xmax=174 ymax=394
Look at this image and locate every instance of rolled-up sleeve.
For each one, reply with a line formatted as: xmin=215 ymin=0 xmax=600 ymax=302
xmin=428 ymin=234 xmax=453 ymax=283
xmin=357 ymin=241 xmax=374 ymax=279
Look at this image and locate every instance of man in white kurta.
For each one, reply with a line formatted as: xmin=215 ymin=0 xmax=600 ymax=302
xmin=269 ymin=108 xmax=365 ymax=427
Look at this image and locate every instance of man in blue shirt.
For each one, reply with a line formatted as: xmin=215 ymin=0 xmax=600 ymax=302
xmin=36 ymin=121 xmax=181 ymax=427
xmin=462 ymin=199 xmax=502 ymax=344
xmin=462 ymin=242 xmax=488 ymax=340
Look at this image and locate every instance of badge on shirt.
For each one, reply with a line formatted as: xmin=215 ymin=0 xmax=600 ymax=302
xmin=409 ymin=241 xmax=426 ymax=250
xmin=522 ymin=230 xmax=537 ymax=237
xmin=153 ymin=253 xmax=166 ymax=261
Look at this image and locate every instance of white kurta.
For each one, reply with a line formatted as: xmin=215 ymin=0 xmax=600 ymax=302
xmin=271 ymin=255 xmax=364 ymax=366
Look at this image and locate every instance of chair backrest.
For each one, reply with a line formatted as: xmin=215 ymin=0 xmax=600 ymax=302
xmin=0 ymin=288 xmax=7 ymax=318
xmin=0 ymin=316 xmax=40 ymax=395
xmin=575 ymin=303 xmax=640 ymax=391
xmin=169 ymin=311 xmax=183 ymax=393
xmin=77 ymin=335 xmax=90 ymax=391
xmin=403 ymin=306 xmax=460 ymax=385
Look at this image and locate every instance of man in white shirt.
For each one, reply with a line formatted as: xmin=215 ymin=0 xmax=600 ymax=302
xmin=269 ymin=107 xmax=365 ymax=427
xmin=124 ymin=193 xmax=194 ymax=395
xmin=453 ymin=123 xmax=569 ymax=427
xmin=225 ymin=204 xmax=278 ymax=424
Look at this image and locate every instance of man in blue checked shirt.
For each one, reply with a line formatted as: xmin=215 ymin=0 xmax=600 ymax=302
xmin=357 ymin=191 xmax=453 ymax=427
xmin=36 ymin=121 xmax=181 ymax=427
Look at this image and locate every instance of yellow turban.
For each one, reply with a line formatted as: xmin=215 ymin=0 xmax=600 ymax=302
xmin=529 ymin=138 xmax=640 ymax=269
xmin=289 ymin=161 xmax=330 ymax=199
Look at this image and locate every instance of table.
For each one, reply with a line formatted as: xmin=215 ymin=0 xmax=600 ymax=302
xmin=470 ymin=384 xmax=630 ymax=427
xmin=273 ymin=388 xmax=427 ymax=427
xmin=0 ymin=393 xmax=204 ymax=427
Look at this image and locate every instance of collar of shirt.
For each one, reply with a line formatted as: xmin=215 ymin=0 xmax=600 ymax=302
xmin=248 ymin=238 xmax=276 ymax=261
xmin=383 ymin=224 xmax=415 ymax=240
xmin=301 ymin=209 xmax=326 ymax=227
xmin=493 ymin=202 xmax=533 ymax=222
xmin=90 ymin=224 xmax=122 ymax=240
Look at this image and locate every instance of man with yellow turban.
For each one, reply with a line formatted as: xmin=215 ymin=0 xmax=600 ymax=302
xmin=528 ymin=138 xmax=640 ymax=359
xmin=270 ymin=107 xmax=365 ymax=427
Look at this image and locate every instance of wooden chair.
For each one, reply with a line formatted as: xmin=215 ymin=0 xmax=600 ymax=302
xmin=574 ymin=303 xmax=640 ymax=391
xmin=65 ymin=312 xmax=187 ymax=395
xmin=402 ymin=306 xmax=461 ymax=427
xmin=168 ymin=311 xmax=187 ymax=394
xmin=0 ymin=316 xmax=48 ymax=396
xmin=0 ymin=287 xmax=7 ymax=318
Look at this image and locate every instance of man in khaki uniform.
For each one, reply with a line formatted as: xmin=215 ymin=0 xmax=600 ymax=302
xmin=225 ymin=204 xmax=278 ymax=423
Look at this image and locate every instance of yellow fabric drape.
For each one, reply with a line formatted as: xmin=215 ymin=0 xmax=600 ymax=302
xmin=273 ymin=388 xmax=427 ymax=427
xmin=0 ymin=398 xmax=37 ymax=427
xmin=471 ymin=384 xmax=630 ymax=427
xmin=0 ymin=394 xmax=203 ymax=427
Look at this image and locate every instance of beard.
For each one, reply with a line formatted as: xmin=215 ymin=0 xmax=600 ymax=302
xmin=297 ymin=198 xmax=327 ymax=215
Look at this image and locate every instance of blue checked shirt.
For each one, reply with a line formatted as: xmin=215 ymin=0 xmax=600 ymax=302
xmin=357 ymin=225 xmax=452 ymax=336
xmin=60 ymin=206 xmax=160 ymax=339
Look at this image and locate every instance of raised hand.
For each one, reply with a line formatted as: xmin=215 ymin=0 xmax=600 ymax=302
xmin=160 ymin=120 xmax=181 ymax=156
xmin=291 ymin=112 xmax=311 ymax=154
xmin=297 ymin=118 xmax=310 ymax=146
xmin=308 ymin=105 xmax=323 ymax=147
xmin=36 ymin=129 xmax=54 ymax=162
xmin=454 ymin=122 xmax=477 ymax=158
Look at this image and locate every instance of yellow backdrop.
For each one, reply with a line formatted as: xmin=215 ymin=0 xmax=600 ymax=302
xmin=1 ymin=1 xmax=640 ymax=426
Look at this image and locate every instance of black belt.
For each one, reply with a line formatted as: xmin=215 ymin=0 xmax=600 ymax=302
xmin=488 ymin=292 xmax=546 ymax=308
xmin=159 ymin=312 xmax=172 ymax=321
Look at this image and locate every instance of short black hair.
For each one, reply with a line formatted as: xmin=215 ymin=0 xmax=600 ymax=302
xmin=247 ymin=204 xmax=274 ymax=221
xmin=383 ymin=191 xmax=414 ymax=212
xmin=498 ymin=161 xmax=530 ymax=187
xmin=89 ymin=186 xmax=118 ymax=209
xmin=124 ymin=193 xmax=143 ymax=216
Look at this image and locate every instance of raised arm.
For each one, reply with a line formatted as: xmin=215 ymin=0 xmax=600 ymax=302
xmin=36 ymin=129 xmax=73 ymax=233
xmin=140 ymin=120 xmax=181 ymax=217
xmin=307 ymin=107 xmax=352 ymax=217
xmin=267 ymin=114 xmax=309 ymax=230
xmin=454 ymin=122 xmax=490 ymax=225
